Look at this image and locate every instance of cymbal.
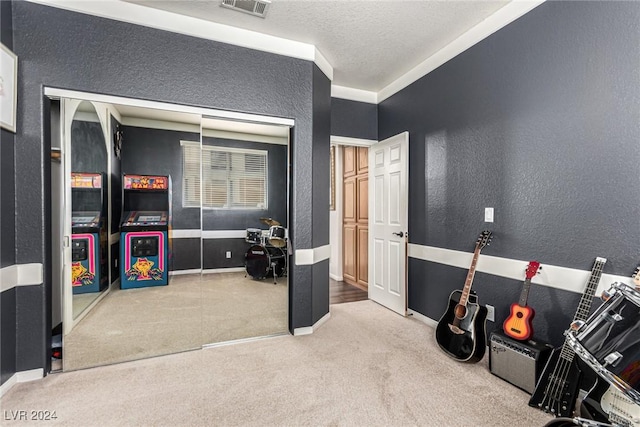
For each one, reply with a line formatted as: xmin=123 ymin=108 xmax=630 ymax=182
xmin=259 ymin=217 xmax=280 ymax=227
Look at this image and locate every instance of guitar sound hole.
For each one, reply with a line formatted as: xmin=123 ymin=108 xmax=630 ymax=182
xmin=517 ymin=312 xmax=523 ymax=318
xmin=454 ymin=304 xmax=467 ymax=320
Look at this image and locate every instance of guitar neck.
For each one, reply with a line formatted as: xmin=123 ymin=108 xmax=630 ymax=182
xmin=574 ymin=258 xmax=607 ymax=322
xmin=518 ymin=279 xmax=533 ymax=307
xmin=559 ymin=257 xmax=607 ymax=363
xmin=459 ymin=246 xmax=482 ymax=306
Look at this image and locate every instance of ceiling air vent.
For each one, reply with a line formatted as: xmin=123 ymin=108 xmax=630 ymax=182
xmin=220 ymin=0 xmax=271 ymax=18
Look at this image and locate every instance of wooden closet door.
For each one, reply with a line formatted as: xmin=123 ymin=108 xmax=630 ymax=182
xmin=343 ymin=146 xmax=368 ymax=290
xmin=356 ymin=174 xmax=368 ymax=288
xmin=343 ymin=224 xmax=357 ymax=284
xmin=357 ymin=226 xmax=368 ymax=287
xmin=343 ymin=171 xmax=357 ymax=284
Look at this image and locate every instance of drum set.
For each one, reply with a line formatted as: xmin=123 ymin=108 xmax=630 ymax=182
xmin=551 ymin=282 xmax=640 ymax=427
xmin=244 ymin=217 xmax=288 ymax=284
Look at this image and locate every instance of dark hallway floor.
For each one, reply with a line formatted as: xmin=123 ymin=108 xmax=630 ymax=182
xmin=330 ymin=278 xmax=368 ymax=305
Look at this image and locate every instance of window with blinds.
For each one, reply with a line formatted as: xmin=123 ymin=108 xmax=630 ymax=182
xmin=182 ymin=141 xmax=268 ymax=209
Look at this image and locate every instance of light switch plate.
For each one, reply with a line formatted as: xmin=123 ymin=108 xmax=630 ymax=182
xmin=484 ymin=207 xmax=494 ymax=223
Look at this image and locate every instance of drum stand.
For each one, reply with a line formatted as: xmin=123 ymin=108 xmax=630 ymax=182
xmin=271 ymin=260 xmax=278 ymax=285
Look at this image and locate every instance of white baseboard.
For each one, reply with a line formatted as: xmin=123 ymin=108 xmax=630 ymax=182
xmin=329 ymin=273 xmax=343 ymax=282
xmin=169 ymin=269 xmax=202 ymax=276
xmin=294 ymin=311 xmax=331 ymax=336
xmin=407 ymin=309 xmax=438 ymax=328
xmin=0 ymin=368 xmax=44 ymax=398
xmin=202 ymin=267 xmax=245 ymax=274
xmin=170 ymin=267 xmax=246 ymax=276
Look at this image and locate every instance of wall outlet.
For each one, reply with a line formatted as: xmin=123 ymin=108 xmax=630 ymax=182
xmin=226 ymin=251 xmax=231 ymax=259
xmin=486 ymin=304 xmax=495 ymax=322
xmin=484 ymin=207 xmax=494 ymax=223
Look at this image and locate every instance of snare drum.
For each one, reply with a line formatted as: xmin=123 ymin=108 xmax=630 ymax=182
xmin=567 ymin=282 xmax=640 ymax=405
xmin=268 ymin=226 xmax=286 ymax=248
xmin=245 ymin=228 xmax=262 ymax=244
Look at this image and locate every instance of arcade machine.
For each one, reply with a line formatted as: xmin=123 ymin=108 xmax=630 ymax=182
xmin=120 ymin=174 xmax=171 ymax=289
xmin=71 ymin=172 xmax=108 ymax=294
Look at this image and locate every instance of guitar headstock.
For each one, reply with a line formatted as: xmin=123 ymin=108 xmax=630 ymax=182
xmin=525 ymin=261 xmax=541 ymax=280
xmin=476 ymin=231 xmax=492 ymax=250
xmin=633 ymin=265 xmax=640 ymax=290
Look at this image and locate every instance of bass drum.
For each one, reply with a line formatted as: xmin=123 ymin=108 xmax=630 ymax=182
xmin=245 ymin=244 xmax=285 ymax=280
xmin=567 ymin=282 xmax=640 ymax=405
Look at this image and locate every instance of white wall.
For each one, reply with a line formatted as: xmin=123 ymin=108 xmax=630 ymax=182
xmin=329 ymin=145 xmax=343 ymax=281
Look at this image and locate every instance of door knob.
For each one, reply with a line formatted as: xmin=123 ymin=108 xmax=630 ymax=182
xmin=392 ymin=231 xmax=404 ymax=238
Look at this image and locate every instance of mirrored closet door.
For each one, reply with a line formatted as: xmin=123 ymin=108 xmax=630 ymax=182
xmin=51 ymin=92 xmax=291 ymax=371
xmin=198 ymin=118 xmax=290 ymax=346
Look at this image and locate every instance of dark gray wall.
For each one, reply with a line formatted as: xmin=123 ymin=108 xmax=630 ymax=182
xmin=1 ymin=288 xmax=16 ymax=385
xmin=11 ymin=1 xmax=329 ymax=374
xmin=120 ymin=125 xmax=201 ymax=229
xmin=0 ymin=0 xmax=17 ymax=387
xmin=121 ymin=126 xmax=289 ymax=271
xmin=379 ymin=1 xmax=640 ymax=347
xmin=310 ymin=65 xmax=331 ymax=323
xmin=331 ymin=98 xmax=378 ymax=140
xmin=0 ymin=127 xmax=15 ymax=268
xmin=172 ymin=238 xmax=200 ymax=271
xmin=71 ymin=121 xmax=106 ymax=175
xmin=203 ymin=239 xmax=251 ymax=270
xmin=121 ymin=127 xmax=288 ymax=229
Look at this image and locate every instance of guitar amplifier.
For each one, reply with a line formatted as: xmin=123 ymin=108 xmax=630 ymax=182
xmin=489 ymin=331 xmax=553 ymax=394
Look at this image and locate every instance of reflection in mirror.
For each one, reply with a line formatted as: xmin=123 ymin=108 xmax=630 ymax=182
xmin=199 ymin=117 xmax=290 ymax=346
xmin=64 ymin=102 xmax=204 ymax=371
xmin=70 ymin=101 xmax=109 ymax=320
xmin=60 ymin=96 xmax=291 ymax=372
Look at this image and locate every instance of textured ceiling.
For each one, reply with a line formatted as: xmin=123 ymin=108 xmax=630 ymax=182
xmin=123 ymin=0 xmax=510 ymax=92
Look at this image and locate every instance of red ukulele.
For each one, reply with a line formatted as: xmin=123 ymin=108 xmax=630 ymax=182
xmin=503 ymin=261 xmax=540 ymax=341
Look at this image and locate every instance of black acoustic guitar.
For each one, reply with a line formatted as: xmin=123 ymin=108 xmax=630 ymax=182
xmin=435 ymin=231 xmax=491 ymax=363
xmin=529 ymin=257 xmax=607 ymax=418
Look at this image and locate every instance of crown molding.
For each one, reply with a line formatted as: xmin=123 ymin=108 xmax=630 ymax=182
xmin=26 ymin=0 xmax=333 ymax=81
xmin=30 ymin=0 xmax=544 ymax=105
xmin=331 ymin=85 xmax=378 ymax=104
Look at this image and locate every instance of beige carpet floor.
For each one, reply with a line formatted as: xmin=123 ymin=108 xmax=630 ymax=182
xmin=3 ymin=300 xmax=552 ymax=426
xmin=64 ymin=272 xmax=288 ymax=371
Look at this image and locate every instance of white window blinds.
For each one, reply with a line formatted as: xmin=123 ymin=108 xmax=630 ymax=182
xmin=182 ymin=141 xmax=268 ymax=209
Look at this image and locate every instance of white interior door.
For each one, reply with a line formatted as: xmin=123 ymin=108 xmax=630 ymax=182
xmin=368 ymin=132 xmax=409 ymax=315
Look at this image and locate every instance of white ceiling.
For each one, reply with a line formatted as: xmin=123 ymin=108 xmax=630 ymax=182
xmin=123 ymin=0 xmax=511 ymax=92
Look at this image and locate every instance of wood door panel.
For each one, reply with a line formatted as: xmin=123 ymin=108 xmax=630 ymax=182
xmin=343 ymin=224 xmax=357 ymax=284
xmin=344 ymin=146 xmax=356 ymax=178
xmin=343 ymin=145 xmax=369 ymax=289
xmin=357 ymin=147 xmax=368 ymax=174
xmin=357 ymin=226 xmax=368 ymax=288
xmin=343 ymin=177 xmax=356 ymax=223
xmin=357 ymin=176 xmax=368 ymax=223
